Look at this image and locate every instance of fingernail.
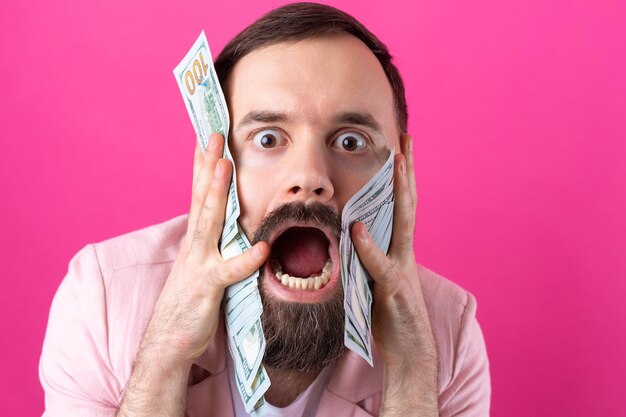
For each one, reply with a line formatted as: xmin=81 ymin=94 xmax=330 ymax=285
xmin=209 ymin=135 xmax=217 ymax=150
xmin=400 ymin=159 xmax=406 ymax=175
xmin=214 ymin=160 xmax=223 ymax=177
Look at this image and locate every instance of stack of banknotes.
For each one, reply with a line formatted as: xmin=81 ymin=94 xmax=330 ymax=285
xmin=341 ymin=150 xmax=394 ymax=366
xmin=173 ymin=32 xmax=394 ymax=413
xmin=174 ymin=31 xmax=269 ymax=414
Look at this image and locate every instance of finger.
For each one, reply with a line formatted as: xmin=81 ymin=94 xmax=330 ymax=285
xmin=351 ymin=221 xmax=399 ymax=294
xmin=389 ymin=153 xmax=416 ymax=261
xmin=192 ymin=158 xmax=232 ymax=254
xmin=216 ymin=242 xmax=270 ymax=287
xmin=401 ymin=134 xmax=417 ymax=208
xmin=192 ymin=142 xmax=203 ymax=189
xmin=188 ymin=133 xmax=224 ymax=235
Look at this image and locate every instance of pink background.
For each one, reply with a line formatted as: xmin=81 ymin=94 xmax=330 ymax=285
xmin=1 ymin=0 xmax=625 ymax=415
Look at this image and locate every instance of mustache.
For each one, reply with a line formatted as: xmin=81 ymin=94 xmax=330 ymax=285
xmin=251 ymin=202 xmax=342 ymax=244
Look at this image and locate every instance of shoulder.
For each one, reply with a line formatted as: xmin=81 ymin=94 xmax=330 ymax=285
xmin=417 ymin=263 xmax=479 ymax=374
xmin=40 ymin=215 xmax=190 ymax=413
xmin=61 ymin=214 xmax=188 ymax=306
xmin=90 ymin=214 xmax=188 ymax=274
xmin=48 ymin=215 xmax=189 ymax=386
xmin=62 ymin=214 xmax=188 ymax=324
xmin=417 ymin=263 xmax=475 ymax=337
xmin=95 ymin=214 xmax=188 ymax=367
xmin=54 ymin=214 xmax=188 ymax=316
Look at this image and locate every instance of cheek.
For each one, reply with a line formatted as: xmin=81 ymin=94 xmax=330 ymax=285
xmin=333 ymin=164 xmax=382 ymax=213
xmin=230 ymin=140 xmax=282 ymax=235
xmin=235 ymin=160 xmax=275 ymax=236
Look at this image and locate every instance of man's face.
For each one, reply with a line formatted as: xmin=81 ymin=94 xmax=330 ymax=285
xmin=225 ymin=33 xmax=400 ymax=370
xmin=227 ymin=32 xmax=400 ymax=293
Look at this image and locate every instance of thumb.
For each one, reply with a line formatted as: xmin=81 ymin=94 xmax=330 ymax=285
xmin=219 ymin=242 xmax=270 ymax=287
xmin=351 ymin=222 xmax=399 ymax=295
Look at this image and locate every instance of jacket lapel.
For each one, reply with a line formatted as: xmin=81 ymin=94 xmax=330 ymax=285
xmin=186 ymin=370 xmax=233 ymax=417
xmin=316 ymin=344 xmax=384 ymax=416
xmin=316 ymin=388 xmax=377 ymax=417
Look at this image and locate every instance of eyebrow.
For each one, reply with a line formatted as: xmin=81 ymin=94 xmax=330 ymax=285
xmin=235 ymin=110 xmax=383 ymax=134
xmin=334 ymin=111 xmax=382 ymax=134
xmin=236 ymin=111 xmax=288 ymax=131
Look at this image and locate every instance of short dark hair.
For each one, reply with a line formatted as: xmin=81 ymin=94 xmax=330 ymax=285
xmin=214 ymin=2 xmax=408 ymax=133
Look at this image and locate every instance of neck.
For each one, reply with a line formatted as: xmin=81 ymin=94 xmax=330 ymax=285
xmin=264 ymin=366 xmax=322 ymax=407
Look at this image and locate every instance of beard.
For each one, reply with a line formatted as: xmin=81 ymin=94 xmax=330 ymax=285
xmin=252 ymin=202 xmax=346 ymax=373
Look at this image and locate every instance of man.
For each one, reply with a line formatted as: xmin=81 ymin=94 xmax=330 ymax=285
xmin=40 ymin=3 xmax=490 ymax=416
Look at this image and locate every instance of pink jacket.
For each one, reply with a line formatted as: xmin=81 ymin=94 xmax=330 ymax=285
xmin=40 ymin=215 xmax=491 ymax=416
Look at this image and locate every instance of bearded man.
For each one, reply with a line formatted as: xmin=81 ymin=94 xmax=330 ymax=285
xmin=40 ymin=3 xmax=491 ymax=416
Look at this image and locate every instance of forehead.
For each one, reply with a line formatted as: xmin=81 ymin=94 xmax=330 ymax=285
xmin=225 ymin=33 xmax=398 ymax=138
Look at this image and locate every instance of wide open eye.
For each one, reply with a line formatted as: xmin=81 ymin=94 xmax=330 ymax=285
xmin=252 ymin=129 xmax=284 ymax=149
xmin=332 ymin=132 xmax=368 ymax=152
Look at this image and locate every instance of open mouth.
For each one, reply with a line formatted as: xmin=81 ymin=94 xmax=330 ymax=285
xmin=267 ymin=226 xmax=337 ymax=291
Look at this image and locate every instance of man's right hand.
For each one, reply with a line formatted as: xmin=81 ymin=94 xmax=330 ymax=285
xmin=145 ymin=132 xmax=269 ymax=367
xmin=116 ymin=133 xmax=269 ymax=417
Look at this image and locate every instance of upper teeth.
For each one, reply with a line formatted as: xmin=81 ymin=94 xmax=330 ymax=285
xmin=272 ymin=258 xmax=332 ymax=291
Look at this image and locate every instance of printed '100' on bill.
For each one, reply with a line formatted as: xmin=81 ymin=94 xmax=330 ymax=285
xmin=173 ymin=31 xmax=216 ymax=150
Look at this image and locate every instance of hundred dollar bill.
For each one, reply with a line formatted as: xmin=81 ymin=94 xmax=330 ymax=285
xmin=172 ymin=30 xmax=239 ymax=247
xmin=197 ymin=79 xmax=240 ymax=247
xmin=174 ymin=31 xmax=269 ymax=413
xmin=234 ymin=358 xmax=271 ymax=413
xmin=221 ymin=225 xmax=266 ymax=389
xmin=173 ymin=31 xmax=217 ymax=149
xmin=231 ymin=319 xmax=266 ymax=392
xmin=340 ymin=150 xmax=395 ymax=365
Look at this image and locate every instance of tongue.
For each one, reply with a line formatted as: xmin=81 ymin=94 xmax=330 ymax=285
xmin=274 ymin=228 xmax=329 ymax=277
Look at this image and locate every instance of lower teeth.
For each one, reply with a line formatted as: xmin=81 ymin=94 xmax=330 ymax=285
xmin=273 ymin=258 xmax=332 ymax=290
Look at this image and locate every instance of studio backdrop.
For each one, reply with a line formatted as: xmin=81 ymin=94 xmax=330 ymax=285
xmin=1 ymin=0 xmax=624 ymax=416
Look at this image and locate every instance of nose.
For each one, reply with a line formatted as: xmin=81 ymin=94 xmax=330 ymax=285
xmin=281 ymin=141 xmax=334 ymax=204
